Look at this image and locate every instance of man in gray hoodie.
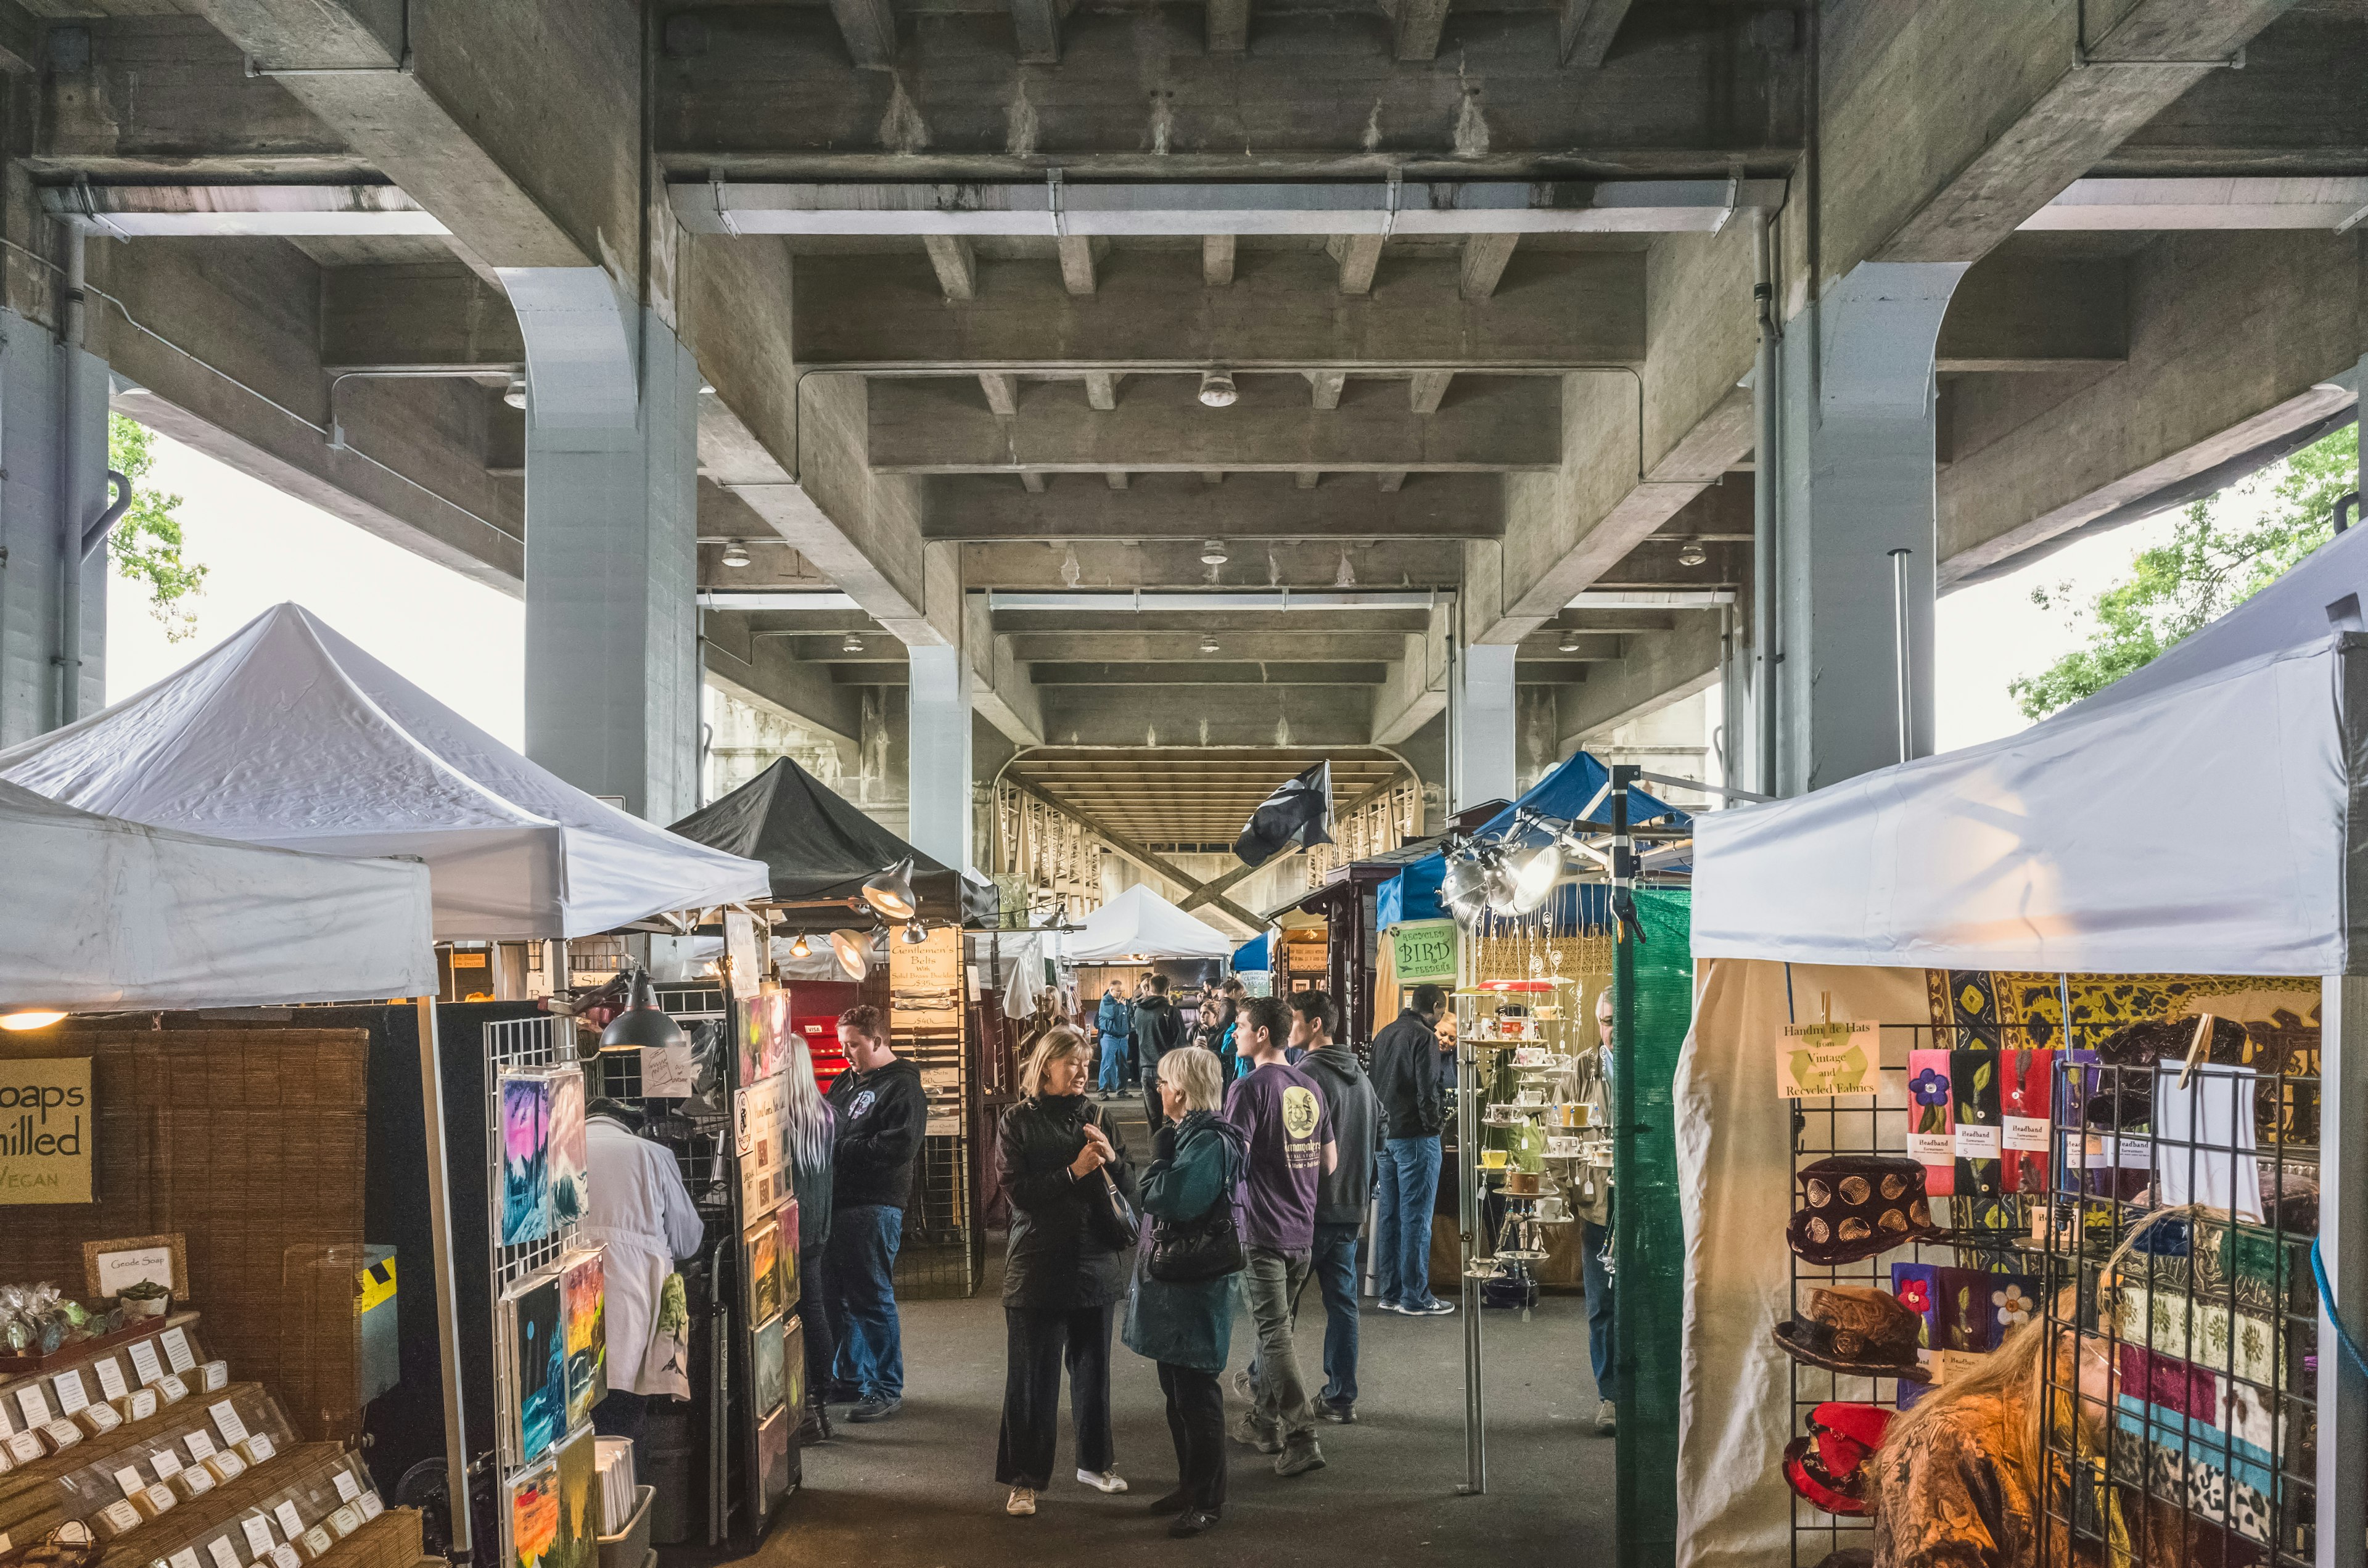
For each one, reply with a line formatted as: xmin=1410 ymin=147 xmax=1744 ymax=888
xmin=1290 ymin=990 xmax=1377 ymax=1422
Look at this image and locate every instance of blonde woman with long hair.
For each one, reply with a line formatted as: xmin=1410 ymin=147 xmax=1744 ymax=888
xmin=993 ymin=1026 xmax=1137 ymax=1517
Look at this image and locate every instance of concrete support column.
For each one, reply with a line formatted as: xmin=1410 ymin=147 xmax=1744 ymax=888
xmin=908 ymin=643 xmax=974 ymax=870
xmin=1449 ymin=641 xmax=1518 ymax=811
xmin=0 ymin=308 xmax=110 ymax=745
xmin=522 ymin=301 xmax=702 ymax=822
xmin=1772 ymin=261 xmax=1967 ymax=794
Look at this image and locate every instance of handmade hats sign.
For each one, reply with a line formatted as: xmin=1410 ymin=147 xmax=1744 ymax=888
xmin=1 ymin=1058 xmax=92 ymax=1203
xmin=1778 ymin=1020 xmax=1877 ymax=1098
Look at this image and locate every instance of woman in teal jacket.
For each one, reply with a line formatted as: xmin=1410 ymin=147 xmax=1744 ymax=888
xmin=1123 ymin=1045 xmax=1248 ymax=1538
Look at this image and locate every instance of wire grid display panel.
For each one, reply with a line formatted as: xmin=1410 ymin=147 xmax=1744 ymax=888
xmin=2039 ymin=1028 xmax=2321 ymax=1568
xmin=1780 ymin=1018 xmax=2045 ymax=1568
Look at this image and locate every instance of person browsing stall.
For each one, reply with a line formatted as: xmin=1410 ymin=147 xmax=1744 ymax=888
xmin=994 ymin=1027 xmax=1137 ymax=1518
xmin=1367 ymin=983 xmax=1453 ymax=1316
xmin=583 ymin=1099 xmax=705 ymax=1445
xmin=1288 ymin=991 xmax=1376 ymax=1424
xmin=823 ymin=1004 xmax=925 ymax=1422
xmin=1222 ymin=995 xmax=1336 ymax=1478
xmin=1096 ymin=982 xmax=1134 ymax=1100
xmin=1130 ymin=975 xmax=1189 ymax=1134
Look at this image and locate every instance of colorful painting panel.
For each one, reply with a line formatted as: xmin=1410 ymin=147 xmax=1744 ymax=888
xmin=752 ymin=1314 xmax=786 ymax=1414
xmin=508 ymin=1459 xmax=559 ymax=1568
xmin=746 ymin=1220 xmax=781 ymax=1324
xmin=562 ymin=1249 xmax=606 ymax=1430
xmin=756 ymin=1406 xmax=792 ymax=1508
xmin=506 ymin=1273 xmax=567 ymax=1465
xmin=778 ymin=1202 xmax=800 ymax=1315
xmin=553 ymin=1424 xmax=598 ymax=1568
xmin=501 ymin=1073 xmax=554 ymax=1246
xmin=783 ymin=1316 xmax=806 ymax=1417
xmin=548 ymin=1070 xmax=588 ymax=1226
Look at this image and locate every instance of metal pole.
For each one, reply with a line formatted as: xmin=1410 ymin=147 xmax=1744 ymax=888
xmin=2319 ymin=974 xmax=2367 ymax=1568
xmin=1751 ymin=211 xmax=1780 ymax=798
xmin=1888 ymin=547 xmax=1914 ymax=765
xmin=1456 ymin=1014 xmax=1487 ymax=1495
xmin=413 ymin=997 xmax=474 ymax=1564
xmin=53 ymin=225 xmax=88 ymax=728
xmin=1608 ymin=766 xmax=1638 ymax=1568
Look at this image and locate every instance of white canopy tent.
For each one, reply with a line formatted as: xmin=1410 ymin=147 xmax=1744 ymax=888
xmin=1066 ymin=884 xmax=1236 ymax=962
xmin=0 ymin=778 xmax=436 ymax=1009
xmin=0 ymin=603 xmax=770 ymax=940
xmin=1677 ymin=522 xmax=2368 ymax=1568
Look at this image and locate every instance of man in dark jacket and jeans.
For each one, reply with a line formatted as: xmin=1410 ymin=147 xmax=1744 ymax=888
xmin=824 ymin=1004 xmax=927 ymax=1421
xmin=1288 ymin=991 xmax=1376 ymax=1422
xmin=1367 ymin=984 xmax=1453 ymax=1316
xmin=1131 ymin=975 xmax=1188 ymax=1133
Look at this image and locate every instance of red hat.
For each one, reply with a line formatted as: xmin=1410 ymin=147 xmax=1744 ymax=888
xmin=1782 ymin=1403 xmax=1894 ymax=1516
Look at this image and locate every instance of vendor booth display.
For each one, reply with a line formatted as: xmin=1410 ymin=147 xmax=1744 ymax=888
xmin=1682 ymin=524 xmax=2368 ymax=1568
xmin=1064 ymin=886 xmax=1233 ymax=963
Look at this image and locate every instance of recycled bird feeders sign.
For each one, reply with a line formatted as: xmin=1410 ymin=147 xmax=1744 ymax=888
xmin=1390 ymin=921 xmax=1458 ymax=985
xmin=1777 ymin=1020 xmax=1877 ymax=1098
xmin=1 ymin=1057 xmax=92 ymax=1203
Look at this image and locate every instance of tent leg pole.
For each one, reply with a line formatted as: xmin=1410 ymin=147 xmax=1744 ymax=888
xmin=415 ymin=996 xmax=474 ymax=1563
xmin=2319 ymin=975 xmax=2366 ymax=1568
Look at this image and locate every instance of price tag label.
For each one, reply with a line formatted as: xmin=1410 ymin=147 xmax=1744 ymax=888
xmin=355 ymin=1495 xmax=384 ymax=1523
xmin=114 ymin=1465 xmax=148 ymax=1496
xmin=1954 ymin=1123 xmax=2002 ymax=1158
xmin=160 ymin=1329 xmax=195 ymax=1375
xmin=171 ymin=1548 xmax=202 ymax=1568
xmin=209 ymin=1400 xmax=249 ymax=1447
xmin=51 ymin=1369 xmax=89 ymax=1416
xmin=206 ymin=1536 xmax=242 ymax=1568
xmin=240 ymin=1514 xmax=277 ymax=1557
xmin=332 ymin=1471 xmax=361 ymax=1504
xmin=93 ymin=1358 xmax=130 ymax=1402
xmin=1906 ymin=1130 xmax=1954 ymax=1165
xmin=184 ymin=1430 xmax=217 ymax=1461
xmin=273 ymin=1503 xmax=303 ymax=1540
xmin=2003 ymin=1115 xmax=2050 ymax=1152
xmin=154 ymin=1451 xmax=183 ymax=1478
xmin=14 ymin=1387 xmax=51 ymax=1428
xmin=128 ymin=1340 xmax=166 ymax=1386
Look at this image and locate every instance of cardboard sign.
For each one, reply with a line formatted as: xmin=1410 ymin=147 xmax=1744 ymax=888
xmin=0 ymin=1058 xmax=92 ymax=1203
xmin=1389 ymin=920 xmax=1458 ymax=985
xmin=1777 ymin=1019 xmax=1878 ymax=1097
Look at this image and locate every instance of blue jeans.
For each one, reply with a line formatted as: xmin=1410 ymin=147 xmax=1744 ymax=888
xmin=1307 ymin=1221 xmax=1362 ymax=1408
xmin=1582 ymin=1217 xmax=1616 ymax=1403
xmin=1376 ymin=1136 xmax=1442 ymax=1308
xmin=824 ymin=1203 xmax=905 ymax=1400
xmin=1098 ymin=1032 xmax=1128 ymax=1093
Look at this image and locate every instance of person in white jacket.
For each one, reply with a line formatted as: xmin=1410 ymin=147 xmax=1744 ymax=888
xmin=585 ymin=1099 xmax=705 ymax=1443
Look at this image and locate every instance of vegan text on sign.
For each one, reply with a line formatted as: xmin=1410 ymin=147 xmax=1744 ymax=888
xmin=0 ymin=1058 xmax=93 ymax=1203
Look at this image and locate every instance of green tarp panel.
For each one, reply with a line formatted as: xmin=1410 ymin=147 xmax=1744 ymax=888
xmin=1615 ymin=887 xmax=1690 ymax=1568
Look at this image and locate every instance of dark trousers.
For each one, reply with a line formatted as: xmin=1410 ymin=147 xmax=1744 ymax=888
xmin=1303 ymin=1221 xmax=1362 ymax=1409
xmin=591 ymin=1389 xmax=650 ymax=1443
xmin=1157 ymin=1361 xmax=1227 ymax=1514
xmin=824 ymin=1203 xmax=904 ymax=1400
xmin=1140 ymin=1067 xmax=1170 ymax=1134
xmin=1582 ymin=1217 xmax=1617 ymax=1403
xmin=795 ymin=1239 xmax=834 ymax=1405
xmin=994 ymin=1303 xmax=1116 ymax=1488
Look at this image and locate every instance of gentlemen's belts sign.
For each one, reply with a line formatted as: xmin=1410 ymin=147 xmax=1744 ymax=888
xmin=1391 ymin=920 xmax=1458 ymax=984
xmin=0 ymin=1058 xmax=92 ymax=1204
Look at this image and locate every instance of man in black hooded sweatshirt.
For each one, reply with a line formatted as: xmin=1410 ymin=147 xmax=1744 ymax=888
xmin=823 ymin=1003 xmax=926 ymax=1422
xmin=1131 ymin=974 xmax=1188 ymax=1133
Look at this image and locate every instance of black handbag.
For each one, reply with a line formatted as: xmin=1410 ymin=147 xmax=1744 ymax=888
xmin=1146 ymin=1186 xmax=1246 ymax=1283
xmin=1081 ymin=1107 xmax=1140 ymax=1251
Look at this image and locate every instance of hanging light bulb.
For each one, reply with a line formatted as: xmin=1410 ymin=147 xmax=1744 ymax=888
xmin=1558 ymin=628 xmax=1581 ymax=653
xmin=788 ymin=932 xmax=812 ymax=958
xmin=861 ymin=856 xmax=918 ymax=920
xmin=1508 ymin=842 xmax=1562 ymax=914
xmin=1198 ymin=371 xmax=1238 ymax=408
xmin=0 ymin=1008 xmax=65 ymax=1032
xmin=1678 ymin=538 xmax=1708 ymax=567
xmin=828 ymin=929 xmax=873 ymax=981
xmin=720 ymin=541 xmax=752 ymax=569
xmin=598 ymin=966 xmax=687 ymax=1053
xmin=1200 ymin=539 xmax=1229 ymax=565
xmin=1441 ymin=855 xmax=1488 ymax=926
xmin=900 ymin=919 xmax=929 ymax=945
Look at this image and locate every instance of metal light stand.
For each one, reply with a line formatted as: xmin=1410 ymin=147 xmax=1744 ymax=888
xmin=1457 ymin=1006 xmax=1488 ymax=1496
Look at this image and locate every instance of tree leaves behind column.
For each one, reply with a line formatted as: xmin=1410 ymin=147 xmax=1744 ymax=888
xmin=105 ymin=414 xmax=206 ymax=641
xmin=2010 ymin=425 xmax=2361 ymax=721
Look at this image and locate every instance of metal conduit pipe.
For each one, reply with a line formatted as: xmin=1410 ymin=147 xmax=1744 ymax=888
xmin=1751 ymin=210 xmax=1781 ymax=797
xmin=53 ymin=226 xmax=90 ymax=728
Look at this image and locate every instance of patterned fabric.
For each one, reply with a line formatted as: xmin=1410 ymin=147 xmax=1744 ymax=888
xmin=1908 ymin=1048 xmax=1956 ymax=1197
xmin=1952 ymin=1048 xmax=2009 ymax=1234
xmin=1868 ymin=1390 xmax=2037 ymax=1568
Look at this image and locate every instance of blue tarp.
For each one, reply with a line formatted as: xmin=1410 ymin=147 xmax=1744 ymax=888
xmin=1233 ymin=932 xmax=1270 ymax=971
xmin=1378 ymin=752 xmax=1688 ymax=927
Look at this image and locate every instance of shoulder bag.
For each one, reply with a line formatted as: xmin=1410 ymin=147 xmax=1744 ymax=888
xmin=1080 ymin=1105 xmax=1140 ymax=1251
xmin=1146 ymin=1147 xmax=1247 ymax=1283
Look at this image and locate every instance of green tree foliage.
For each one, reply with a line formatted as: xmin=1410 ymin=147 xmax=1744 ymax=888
xmin=2010 ymin=424 xmax=2361 ymax=721
xmin=105 ymin=414 xmax=206 ymax=641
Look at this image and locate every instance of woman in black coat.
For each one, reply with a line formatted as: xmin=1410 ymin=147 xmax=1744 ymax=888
xmin=994 ymin=1025 xmax=1138 ymax=1518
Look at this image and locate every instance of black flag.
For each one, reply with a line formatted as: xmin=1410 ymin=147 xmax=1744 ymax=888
xmin=1233 ymin=761 xmax=1335 ymax=868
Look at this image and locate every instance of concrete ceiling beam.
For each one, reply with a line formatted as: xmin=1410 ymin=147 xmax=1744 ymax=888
xmin=657 ymin=9 xmax=1803 ymax=181
xmin=1935 ymin=253 xmax=2129 ymax=372
xmin=2025 ymin=176 xmax=2368 ymax=231
xmin=1329 ymin=234 xmax=1384 ymax=295
xmin=1460 ymin=233 xmax=1519 ymax=300
xmin=923 ymin=234 xmax=977 ymax=300
xmin=1008 ymin=632 xmax=1412 ymax=662
xmin=1202 ymin=236 xmax=1235 ymax=287
xmin=319 ymin=262 xmax=524 ymax=372
xmin=1558 ymin=0 xmax=1635 ymax=68
xmin=1306 ymin=371 xmax=1347 ymax=410
xmin=921 ymin=470 xmax=1506 ymax=540
xmin=1009 ymin=0 xmax=1061 ymax=64
xmin=794 ymin=248 xmax=1646 ymax=369
xmin=1040 ymin=685 xmax=1376 ymax=750
xmin=1058 ymin=235 xmax=1098 ymax=295
xmin=1392 ymin=0 xmax=1450 ymax=61
xmin=967 ymin=536 xmax=1463 ymax=589
xmin=1031 ymin=662 xmax=1392 ymax=686
xmin=871 ymin=374 xmax=1557 ymax=474
xmin=993 ymin=609 xmax=1433 ymax=633
xmin=826 ymin=0 xmax=900 ymax=67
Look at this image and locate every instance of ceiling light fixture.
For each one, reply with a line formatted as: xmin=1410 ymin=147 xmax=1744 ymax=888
xmin=828 ymin=929 xmax=873 ymax=982
xmin=1198 ymin=371 xmax=1238 ymax=408
xmin=842 ymin=632 xmax=865 ymax=654
xmin=1677 ymin=539 xmax=1708 ymax=567
xmin=1200 ymin=540 xmax=1229 ymax=566
xmin=900 ymin=919 xmax=929 ymax=945
xmin=861 ymin=857 xmax=919 ymax=921
xmin=1558 ymin=629 xmax=1581 ymax=653
xmin=1199 ymin=634 xmax=1220 ymax=654
xmin=598 ymin=967 xmax=687 ymax=1053
xmin=720 ymin=541 xmax=752 ymax=569
xmin=502 ymin=377 xmax=528 ymax=411
xmin=788 ymin=932 xmax=812 ymax=958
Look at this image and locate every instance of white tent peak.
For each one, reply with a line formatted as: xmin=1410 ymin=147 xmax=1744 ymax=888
xmin=0 ymin=602 xmax=768 ymax=940
xmin=1068 ymin=884 xmax=1236 ymax=961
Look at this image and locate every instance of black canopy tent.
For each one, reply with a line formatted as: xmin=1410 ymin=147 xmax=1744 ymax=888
xmin=669 ymin=756 xmax=993 ymax=924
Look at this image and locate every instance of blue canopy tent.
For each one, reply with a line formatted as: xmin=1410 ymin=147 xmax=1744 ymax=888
xmin=1477 ymin=750 xmax=1690 ymax=842
xmin=1232 ymin=932 xmax=1271 ymax=971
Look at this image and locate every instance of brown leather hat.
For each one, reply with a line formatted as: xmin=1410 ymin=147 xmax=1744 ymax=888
xmin=1786 ymin=1155 xmax=1946 ymax=1266
xmin=1772 ymin=1284 xmax=1931 ymax=1381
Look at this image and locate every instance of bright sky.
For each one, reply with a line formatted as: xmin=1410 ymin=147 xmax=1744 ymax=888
xmin=104 ymin=418 xmax=2229 ymax=765
xmin=105 ymin=426 xmax=525 ymax=747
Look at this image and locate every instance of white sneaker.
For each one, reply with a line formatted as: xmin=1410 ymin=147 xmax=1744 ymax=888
xmin=1006 ymin=1487 xmax=1037 ymax=1516
xmin=1595 ymin=1400 xmax=1618 ymax=1435
xmin=1076 ymin=1468 xmax=1128 ymax=1493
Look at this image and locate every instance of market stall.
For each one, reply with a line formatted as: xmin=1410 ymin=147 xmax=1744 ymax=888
xmin=1681 ymin=522 xmax=2368 ymax=1568
xmin=0 ymin=786 xmax=445 ymax=1568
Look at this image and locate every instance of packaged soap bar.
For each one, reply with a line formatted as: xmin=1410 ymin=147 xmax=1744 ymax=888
xmin=39 ymin=1418 xmax=84 ymax=1453
xmin=94 ymin=1498 xmax=145 ymax=1539
xmin=134 ymin=1484 xmax=178 ymax=1520
xmin=117 ymin=1389 xmax=160 ymax=1422
xmin=237 ymin=1434 xmax=275 ymax=1466
xmin=155 ymin=1376 xmax=191 ymax=1405
xmin=76 ymin=1403 xmax=124 ymax=1437
xmin=354 ymin=1495 xmax=383 ymax=1523
xmin=267 ymin=1546 xmax=301 ymax=1568
xmin=205 ymin=1450 xmax=247 ymax=1485
xmin=4 ymin=1430 xmax=46 ymax=1465
xmin=200 ymin=1363 xmax=229 ymax=1394
xmin=170 ymin=1467 xmax=217 ymax=1502
xmin=326 ymin=1506 xmax=360 ymax=1540
xmin=298 ymin=1527 xmax=332 ymax=1561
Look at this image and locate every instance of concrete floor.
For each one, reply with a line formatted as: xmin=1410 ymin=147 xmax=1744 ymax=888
xmin=762 ymin=1096 xmax=1616 ymax=1568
